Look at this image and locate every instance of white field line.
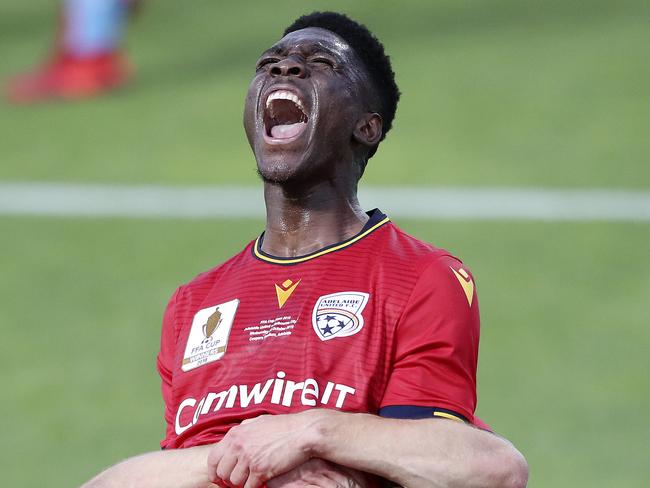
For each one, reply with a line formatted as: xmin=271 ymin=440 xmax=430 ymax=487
xmin=0 ymin=182 xmax=649 ymax=221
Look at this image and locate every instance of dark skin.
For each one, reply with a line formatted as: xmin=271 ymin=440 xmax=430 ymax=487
xmin=243 ymin=27 xmax=383 ymax=257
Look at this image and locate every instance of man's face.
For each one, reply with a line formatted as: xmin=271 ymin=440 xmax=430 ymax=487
xmin=243 ymin=27 xmax=371 ymax=184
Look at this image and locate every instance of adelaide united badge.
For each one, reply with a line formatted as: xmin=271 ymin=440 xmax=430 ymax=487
xmin=312 ymin=291 xmax=369 ymax=341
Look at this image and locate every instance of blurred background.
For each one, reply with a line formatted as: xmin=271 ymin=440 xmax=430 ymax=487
xmin=1 ymin=0 xmax=648 ymax=486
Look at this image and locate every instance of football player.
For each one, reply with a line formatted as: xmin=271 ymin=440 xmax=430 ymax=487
xmin=82 ymin=11 xmax=527 ymax=488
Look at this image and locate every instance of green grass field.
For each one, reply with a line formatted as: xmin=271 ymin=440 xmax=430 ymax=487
xmin=1 ymin=1 xmax=649 ymax=487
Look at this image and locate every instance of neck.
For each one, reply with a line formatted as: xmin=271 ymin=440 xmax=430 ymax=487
xmin=261 ymin=178 xmax=369 ymax=257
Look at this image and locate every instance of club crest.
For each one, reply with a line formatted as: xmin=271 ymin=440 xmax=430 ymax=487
xmin=312 ymin=292 xmax=369 ymax=341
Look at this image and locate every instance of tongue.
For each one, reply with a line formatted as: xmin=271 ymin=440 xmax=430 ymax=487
xmin=271 ymin=122 xmax=307 ymax=139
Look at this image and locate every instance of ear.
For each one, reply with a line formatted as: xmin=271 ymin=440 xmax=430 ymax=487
xmin=353 ymin=113 xmax=383 ymax=147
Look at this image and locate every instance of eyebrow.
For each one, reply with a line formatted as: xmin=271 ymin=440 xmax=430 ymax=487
xmin=261 ymin=41 xmax=342 ymax=60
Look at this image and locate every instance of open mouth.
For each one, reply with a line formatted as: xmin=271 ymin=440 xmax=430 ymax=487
xmin=263 ymin=90 xmax=309 ymax=141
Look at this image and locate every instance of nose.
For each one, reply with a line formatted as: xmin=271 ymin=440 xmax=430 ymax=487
xmin=270 ymin=57 xmax=306 ymax=78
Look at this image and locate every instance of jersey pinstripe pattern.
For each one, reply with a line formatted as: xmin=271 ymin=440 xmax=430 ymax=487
xmin=158 ymin=209 xmax=481 ymax=449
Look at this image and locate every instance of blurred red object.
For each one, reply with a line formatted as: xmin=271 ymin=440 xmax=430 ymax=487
xmin=4 ymin=0 xmax=142 ymax=104
xmin=4 ymin=51 xmax=131 ymax=103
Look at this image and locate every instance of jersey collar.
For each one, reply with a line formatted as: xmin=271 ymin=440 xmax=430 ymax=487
xmin=253 ymin=209 xmax=390 ymax=265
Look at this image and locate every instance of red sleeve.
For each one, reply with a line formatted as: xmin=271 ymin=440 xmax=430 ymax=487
xmin=157 ymin=287 xmax=181 ymax=449
xmin=380 ymin=255 xmax=480 ymax=423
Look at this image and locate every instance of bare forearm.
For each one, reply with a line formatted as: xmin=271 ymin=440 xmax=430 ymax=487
xmin=309 ymin=411 xmax=528 ymax=488
xmin=82 ymin=443 xmax=366 ymax=488
xmin=81 ymin=445 xmax=214 ymax=488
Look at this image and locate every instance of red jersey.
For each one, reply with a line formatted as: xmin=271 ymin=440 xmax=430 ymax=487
xmin=158 ymin=209 xmax=481 ymax=449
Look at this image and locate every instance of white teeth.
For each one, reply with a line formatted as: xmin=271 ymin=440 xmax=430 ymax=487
xmin=265 ymin=90 xmax=306 ymax=113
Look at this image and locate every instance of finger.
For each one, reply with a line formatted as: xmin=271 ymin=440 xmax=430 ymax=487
xmin=229 ymin=461 xmax=250 ymax=487
xmin=243 ymin=471 xmax=263 ymax=488
xmin=215 ymin=453 xmax=239 ymax=486
xmin=207 ymin=445 xmax=225 ymax=483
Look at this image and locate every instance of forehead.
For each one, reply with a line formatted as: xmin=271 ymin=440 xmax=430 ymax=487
xmin=265 ymin=27 xmax=357 ymax=60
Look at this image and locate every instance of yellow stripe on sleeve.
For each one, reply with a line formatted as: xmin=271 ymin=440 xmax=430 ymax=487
xmin=433 ymin=411 xmax=465 ymax=422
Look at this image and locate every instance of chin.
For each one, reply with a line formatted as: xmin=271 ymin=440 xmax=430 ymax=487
xmin=256 ymin=157 xmax=302 ymax=184
xmin=257 ymin=165 xmax=293 ymax=184
xmin=254 ymin=141 xmax=316 ymax=185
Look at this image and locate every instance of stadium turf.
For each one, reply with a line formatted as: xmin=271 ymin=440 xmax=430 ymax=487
xmin=0 ymin=0 xmax=648 ymax=188
xmin=1 ymin=217 xmax=648 ymax=487
xmin=1 ymin=0 xmax=648 ymax=487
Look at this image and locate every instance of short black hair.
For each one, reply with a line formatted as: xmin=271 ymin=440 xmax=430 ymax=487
xmin=284 ymin=11 xmax=400 ymax=144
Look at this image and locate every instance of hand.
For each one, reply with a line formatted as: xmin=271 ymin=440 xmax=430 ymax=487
xmin=207 ymin=411 xmax=327 ymax=488
xmin=267 ymin=458 xmax=369 ymax=488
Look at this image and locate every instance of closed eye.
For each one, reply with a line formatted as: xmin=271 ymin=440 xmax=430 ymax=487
xmin=309 ymin=56 xmax=335 ymax=68
xmin=256 ymin=57 xmax=279 ymax=70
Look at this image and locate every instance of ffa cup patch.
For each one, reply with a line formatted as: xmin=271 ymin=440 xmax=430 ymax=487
xmin=181 ymin=298 xmax=239 ymax=372
xmin=312 ymin=292 xmax=369 ymax=341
